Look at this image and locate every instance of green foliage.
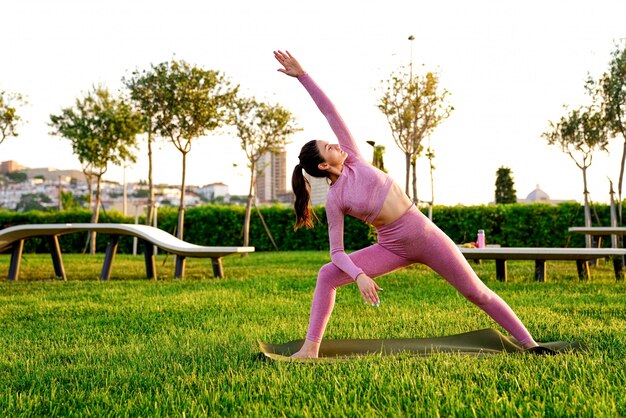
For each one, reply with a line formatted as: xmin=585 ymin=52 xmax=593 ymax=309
xmin=15 ymin=193 xmax=52 ymax=212
xmin=0 ymin=89 xmax=25 ymax=144
xmin=49 ymin=86 xmax=142 ymax=174
xmin=60 ymin=190 xmax=82 ymax=210
xmin=495 ymin=166 xmax=517 ymax=204
xmin=0 ymin=202 xmax=616 ymax=254
xmin=366 ymin=141 xmax=388 ymax=173
xmin=592 ymin=40 xmax=626 ymax=217
xmin=378 ymin=66 xmax=453 ymax=197
xmin=5 ymin=171 xmax=27 ymax=183
xmin=229 ymin=95 xmax=300 ymax=246
xmin=124 ymin=59 xmax=238 ymax=239
xmin=543 ymin=106 xmax=609 ymax=159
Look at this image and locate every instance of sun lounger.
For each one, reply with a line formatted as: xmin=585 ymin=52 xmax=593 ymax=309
xmin=0 ymin=223 xmax=254 ymax=280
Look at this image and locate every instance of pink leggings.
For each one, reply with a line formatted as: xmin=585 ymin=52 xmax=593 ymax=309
xmin=305 ymin=206 xmax=537 ymax=347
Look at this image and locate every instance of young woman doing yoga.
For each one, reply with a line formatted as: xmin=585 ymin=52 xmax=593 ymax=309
xmin=274 ymin=50 xmax=544 ymax=358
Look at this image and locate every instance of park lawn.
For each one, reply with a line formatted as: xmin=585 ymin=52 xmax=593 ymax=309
xmin=0 ymin=252 xmax=625 ymax=416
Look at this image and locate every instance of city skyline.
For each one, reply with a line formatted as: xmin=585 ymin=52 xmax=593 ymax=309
xmin=2 ymin=0 xmax=626 ymax=205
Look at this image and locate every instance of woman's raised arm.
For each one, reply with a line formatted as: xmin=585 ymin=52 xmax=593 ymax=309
xmin=274 ymin=50 xmax=364 ymax=160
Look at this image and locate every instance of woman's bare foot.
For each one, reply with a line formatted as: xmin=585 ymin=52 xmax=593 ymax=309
xmin=290 ymin=338 xmax=320 ymax=358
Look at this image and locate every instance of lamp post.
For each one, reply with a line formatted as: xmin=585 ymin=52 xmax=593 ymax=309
xmin=408 ymin=35 xmax=415 ymax=81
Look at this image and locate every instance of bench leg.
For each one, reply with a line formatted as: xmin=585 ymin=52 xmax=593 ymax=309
xmin=100 ymin=235 xmax=119 ymax=280
xmin=613 ymin=256 xmax=624 ymax=281
xmin=495 ymin=260 xmax=507 ymax=282
xmin=142 ymin=239 xmax=156 ymax=280
xmin=175 ymin=255 xmax=186 ymax=279
xmin=534 ymin=260 xmax=546 ymax=282
xmin=8 ymin=240 xmax=24 ymax=280
xmin=47 ymin=236 xmax=67 ymax=280
xmin=576 ymin=260 xmax=590 ymax=281
xmin=212 ymin=258 xmax=224 ymax=278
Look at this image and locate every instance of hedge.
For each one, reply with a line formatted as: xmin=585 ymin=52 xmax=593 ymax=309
xmin=0 ymin=202 xmax=615 ymax=254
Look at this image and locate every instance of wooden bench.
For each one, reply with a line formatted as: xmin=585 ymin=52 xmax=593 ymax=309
xmin=459 ymin=247 xmax=626 ymax=282
xmin=0 ymin=223 xmax=254 ymax=280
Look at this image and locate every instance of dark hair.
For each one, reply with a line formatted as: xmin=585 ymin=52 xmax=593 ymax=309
xmin=292 ymin=139 xmax=327 ymax=230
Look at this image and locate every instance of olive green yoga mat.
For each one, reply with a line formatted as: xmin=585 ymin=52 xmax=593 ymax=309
xmin=258 ymin=328 xmax=581 ymax=361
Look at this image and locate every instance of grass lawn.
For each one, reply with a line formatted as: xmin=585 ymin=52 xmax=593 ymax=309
xmin=1 ymin=251 xmax=625 ymax=416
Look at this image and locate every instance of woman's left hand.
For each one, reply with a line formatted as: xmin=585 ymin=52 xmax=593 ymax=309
xmin=274 ymin=50 xmax=306 ymax=77
xmin=355 ymin=273 xmax=382 ymax=306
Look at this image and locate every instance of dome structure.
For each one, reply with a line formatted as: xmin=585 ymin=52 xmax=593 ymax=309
xmin=525 ymin=184 xmax=550 ymax=203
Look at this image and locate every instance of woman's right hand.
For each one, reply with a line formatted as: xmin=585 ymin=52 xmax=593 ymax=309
xmin=355 ymin=273 xmax=382 ymax=306
xmin=274 ymin=50 xmax=306 ymax=77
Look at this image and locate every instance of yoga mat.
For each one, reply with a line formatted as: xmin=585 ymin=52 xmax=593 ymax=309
xmin=258 ymin=328 xmax=581 ymax=361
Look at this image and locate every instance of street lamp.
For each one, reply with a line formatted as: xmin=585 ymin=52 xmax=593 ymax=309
xmin=408 ymin=35 xmax=415 ymax=80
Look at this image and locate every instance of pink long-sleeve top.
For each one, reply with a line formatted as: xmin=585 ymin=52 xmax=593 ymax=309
xmin=298 ymin=73 xmax=394 ymax=280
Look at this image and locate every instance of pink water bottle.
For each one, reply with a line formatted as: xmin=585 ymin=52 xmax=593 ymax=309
xmin=477 ymin=230 xmax=486 ymax=248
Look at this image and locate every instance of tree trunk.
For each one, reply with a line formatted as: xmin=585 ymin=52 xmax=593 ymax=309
xmin=89 ymin=174 xmax=102 ymax=255
xmin=618 ymin=138 xmax=626 ymax=225
xmin=85 ymin=172 xmax=93 ymax=210
xmin=146 ymin=131 xmax=155 ymax=226
xmin=429 ymin=157 xmax=435 ymax=207
xmin=177 ymin=151 xmax=187 ymax=240
xmin=411 ymin=155 xmax=418 ymax=204
xmin=404 ymin=152 xmax=411 ymax=197
xmin=243 ymin=162 xmax=256 ymax=249
xmin=609 ymin=180 xmax=618 ymax=248
xmin=582 ymin=167 xmax=592 ymax=248
xmin=429 ymin=156 xmax=435 ymax=220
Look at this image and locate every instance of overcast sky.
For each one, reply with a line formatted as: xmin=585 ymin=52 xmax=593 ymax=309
xmin=2 ymin=0 xmax=625 ymax=205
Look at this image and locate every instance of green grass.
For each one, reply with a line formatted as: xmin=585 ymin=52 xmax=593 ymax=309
xmin=1 ymin=252 xmax=625 ymax=416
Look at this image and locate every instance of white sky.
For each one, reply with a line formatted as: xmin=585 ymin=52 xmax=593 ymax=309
xmin=2 ymin=0 xmax=625 ymax=205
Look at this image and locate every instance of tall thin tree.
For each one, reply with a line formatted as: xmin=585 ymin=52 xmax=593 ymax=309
xmin=593 ymin=41 xmax=626 ymax=223
xmin=230 ymin=96 xmax=299 ymax=248
xmin=0 ymin=90 xmax=25 ymax=146
xmin=123 ymin=69 xmax=160 ymax=226
xmin=148 ymin=60 xmax=236 ymax=234
xmin=378 ymin=66 xmax=452 ymax=202
xmin=495 ymin=166 xmax=518 ymax=204
xmin=542 ymin=106 xmax=609 ymax=246
xmin=49 ymin=85 xmax=142 ymax=254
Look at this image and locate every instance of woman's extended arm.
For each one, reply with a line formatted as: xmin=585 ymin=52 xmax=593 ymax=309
xmin=327 ymin=200 xmax=382 ymax=306
xmin=274 ymin=50 xmax=364 ymax=160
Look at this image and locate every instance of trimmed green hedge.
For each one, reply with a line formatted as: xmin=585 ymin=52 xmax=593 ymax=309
xmin=0 ymin=202 xmax=614 ymax=254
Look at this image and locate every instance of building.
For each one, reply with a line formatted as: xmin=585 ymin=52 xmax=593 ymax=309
xmin=197 ymin=182 xmax=230 ymax=201
xmin=256 ymin=150 xmax=287 ymax=203
xmin=306 ymin=174 xmax=330 ymax=206
xmin=517 ymin=185 xmax=575 ymax=205
xmin=0 ymin=160 xmax=27 ymax=174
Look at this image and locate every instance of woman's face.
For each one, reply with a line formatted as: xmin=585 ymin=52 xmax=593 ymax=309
xmin=316 ymin=140 xmax=347 ymax=169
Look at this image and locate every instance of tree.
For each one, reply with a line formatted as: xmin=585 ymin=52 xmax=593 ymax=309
xmin=49 ymin=85 xmax=142 ymax=254
xmin=6 ymin=171 xmax=27 ymax=183
xmin=495 ymin=166 xmax=518 ymax=204
xmin=230 ymin=96 xmax=299 ymax=248
xmin=0 ymin=90 xmax=25 ymax=145
xmin=144 ymin=59 xmax=237 ymax=250
xmin=123 ymin=68 xmax=161 ymax=226
xmin=16 ymin=193 xmax=51 ymax=212
xmin=542 ymin=106 xmax=608 ymax=246
xmin=60 ymin=190 xmax=82 ymax=210
xmin=378 ymin=66 xmax=453 ymax=202
xmin=425 ymin=143 xmax=436 ymax=219
xmin=366 ymin=140 xmax=388 ymax=173
xmin=593 ymin=41 xmax=626 ymax=222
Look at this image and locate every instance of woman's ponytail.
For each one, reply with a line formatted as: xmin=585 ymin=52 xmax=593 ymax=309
xmin=292 ymin=164 xmax=317 ymax=230
xmin=292 ymin=139 xmax=326 ymax=230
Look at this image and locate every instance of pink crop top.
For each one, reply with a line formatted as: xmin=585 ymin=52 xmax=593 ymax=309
xmin=299 ymin=73 xmax=394 ymax=280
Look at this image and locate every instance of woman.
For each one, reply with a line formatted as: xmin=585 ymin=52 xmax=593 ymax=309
xmin=275 ymin=50 xmax=547 ymax=358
